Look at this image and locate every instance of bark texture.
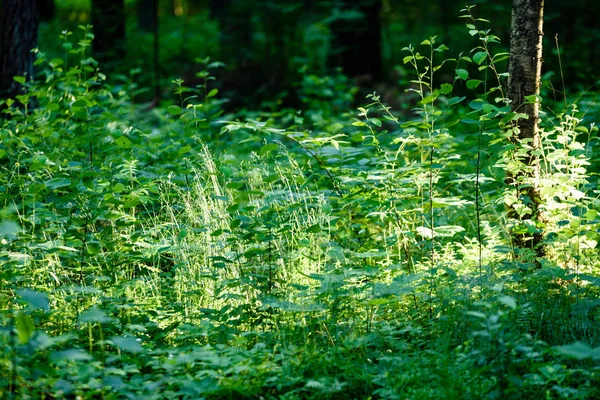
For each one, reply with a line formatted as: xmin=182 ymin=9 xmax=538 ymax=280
xmin=91 ymin=0 xmax=126 ymax=70
xmin=0 ymin=0 xmax=39 ymax=100
xmin=507 ymin=0 xmax=545 ymax=255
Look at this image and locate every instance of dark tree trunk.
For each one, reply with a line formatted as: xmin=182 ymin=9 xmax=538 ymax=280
xmin=91 ymin=0 xmax=126 ymax=70
xmin=507 ymin=0 xmax=545 ymax=256
xmin=0 ymin=0 xmax=39 ymax=100
xmin=330 ymin=0 xmax=382 ymax=81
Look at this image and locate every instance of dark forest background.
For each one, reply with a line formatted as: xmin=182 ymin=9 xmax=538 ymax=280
xmin=32 ymin=0 xmax=600 ymax=108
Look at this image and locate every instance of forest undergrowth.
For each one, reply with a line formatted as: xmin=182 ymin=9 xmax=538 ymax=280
xmin=1 ymin=15 xmax=600 ymax=400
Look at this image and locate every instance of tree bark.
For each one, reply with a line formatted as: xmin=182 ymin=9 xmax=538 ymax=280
xmin=91 ymin=0 xmax=126 ymax=70
xmin=0 ymin=0 xmax=39 ymax=100
xmin=507 ymin=0 xmax=545 ymax=256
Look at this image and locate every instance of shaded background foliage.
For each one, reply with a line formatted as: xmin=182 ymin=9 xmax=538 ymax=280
xmin=21 ymin=0 xmax=599 ymax=107
xmin=1 ymin=1 xmax=599 ymax=399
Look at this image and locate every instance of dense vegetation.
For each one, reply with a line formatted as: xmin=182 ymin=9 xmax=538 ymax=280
xmin=1 ymin=1 xmax=600 ymax=399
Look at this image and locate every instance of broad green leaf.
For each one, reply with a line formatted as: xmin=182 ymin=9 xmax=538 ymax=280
xmin=79 ymin=306 xmax=115 ymax=324
xmin=86 ymin=241 xmax=101 ymax=255
xmin=13 ymin=76 xmax=26 ymax=84
xmin=0 ymin=221 xmax=20 ymax=238
xmin=259 ymin=143 xmax=279 ymax=155
xmin=206 ymin=88 xmax=218 ymax=98
xmin=440 ymin=83 xmax=453 ymax=94
xmin=111 ymin=336 xmax=143 ymax=353
xmin=473 ymin=51 xmax=487 ymax=65
xmin=307 ymin=224 xmax=322 ymax=233
xmin=448 ymin=96 xmax=466 ymax=106
xmin=45 ymin=178 xmax=71 ymax=190
xmin=555 ymin=342 xmax=593 ymax=360
xmin=466 ymin=79 xmax=482 ymax=89
xmin=16 ymin=289 xmax=49 ymax=311
xmin=50 ymin=348 xmax=92 ymax=363
xmin=115 ymin=136 xmax=132 ymax=148
xmin=455 ymin=69 xmax=469 ymax=80
xmin=167 ymin=105 xmax=182 ymax=115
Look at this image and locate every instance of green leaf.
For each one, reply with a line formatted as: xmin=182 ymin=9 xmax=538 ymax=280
xmin=45 ymin=178 xmax=71 ymax=190
xmin=0 ymin=221 xmax=20 ymax=239
xmin=111 ymin=336 xmax=143 ymax=353
xmin=86 ymin=241 xmax=101 ymax=255
xmin=497 ymin=295 xmax=517 ymax=310
xmin=307 ymin=224 xmax=322 ymax=233
xmin=259 ymin=143 xmax=279 ymax=156
xmin=167 ymin=105 xmax=182 ymax=115
xmin=51 ymin=348 xmax=92 ymax=363
xmin=466 ymin=79 xmax=482 ymax=89
xmin=178 ymin=145 xmax=192 ymax=155
xmin=15 ymin=312 xmax=35 ymax=344
xmin=115 ymin=136 xmax=132 ymax=149
xmin=79 ymin=306 xmax=115 ymax=324
xmin=455 ymin=69 xmax=469 ymax=80
xmin=370 ymin=118 xmax=382 ymax=127
xmin=473 ymin=51 xmax=487 ymax=65
xmin=13 ymin=76 xmax=26 ymax=84
xmin=421 ymin=94 xmax=437 ymax=105
xmin=447 ymin=96 xmax=466 ymax=106
xmin=440 ymin=83 xmax=453 ymax=94
xmin=466 ymin=311 xmax=487 ymax=319
xmin=16 ymin=289 xmax=49 ymax=311
xmin=206 ymin=88 xmax=218 ymax=98
xmin=555 ymin=342 xmax=593 ymax=360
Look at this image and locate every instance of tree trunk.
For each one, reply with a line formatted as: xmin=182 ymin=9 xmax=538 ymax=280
xmin=507 ymin=0 xmax=545 ymax=256
xmin=0 ymin=0 xmax=39 ymax=100
xmin=91 ymin=0 xmax=126 ymax=71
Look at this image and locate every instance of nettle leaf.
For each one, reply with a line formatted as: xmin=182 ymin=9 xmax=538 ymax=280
xmin=50 ymin=348 xmax=92 ymax=363
xmin=0 ymin=220 xmax=20 ymax=239
xmin=45 ymin=177 xmax=72 ymax=190
xmin=16 ymin=289 xmax=49 ymax=311
xmin=111 ymin=336 xmax=143 ymax=353
xmin=78 ymin=306 xmax=116 ymax=324
xmin=555 ymin=342 xmax=596 ymax=360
